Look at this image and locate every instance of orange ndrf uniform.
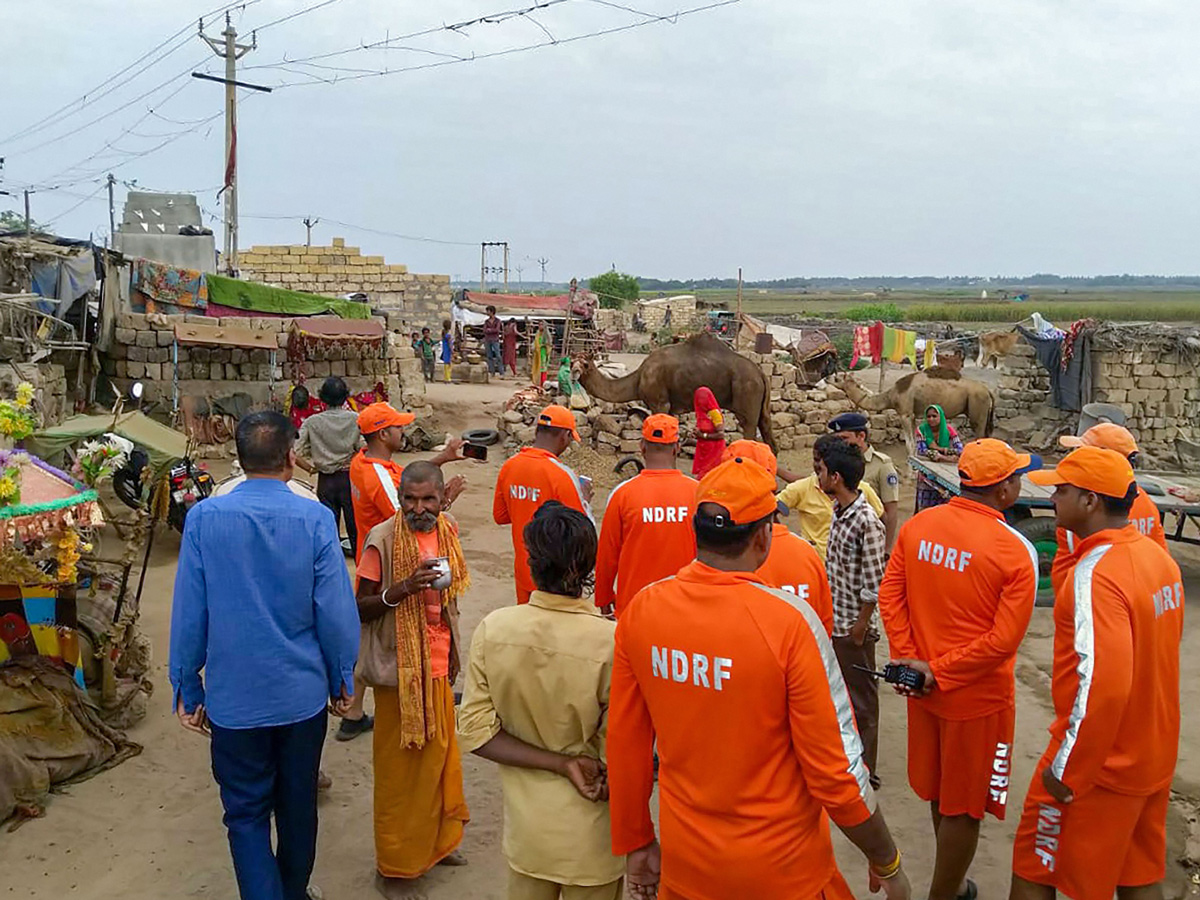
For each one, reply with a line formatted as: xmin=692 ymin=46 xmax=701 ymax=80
xmin=595 ymin=469 xmax=697 ymax=616
xmin=757 ymin=523 xmax=834 ymax=636
xmin=878 ymin=494 xmax=1038 ymax=820
xmin=1013 ymin=527 xmax=1184 ymax=899
xmin=609 ymin=559 xmax=876 ymax=900
xmin=1051 ymin=486 xmax=1167 ymax=595
xmin=348 ymin=448 xmax=404 ymax=563
xmin=493 ymin=447 xmax=591 ymax=603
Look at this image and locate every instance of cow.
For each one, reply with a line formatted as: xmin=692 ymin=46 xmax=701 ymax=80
xmin=978 ymin=330 xmax=1020 ymax=368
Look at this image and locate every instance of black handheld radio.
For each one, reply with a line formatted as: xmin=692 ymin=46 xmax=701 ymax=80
xmin=853 ymin=663 xmax=927 ymax=691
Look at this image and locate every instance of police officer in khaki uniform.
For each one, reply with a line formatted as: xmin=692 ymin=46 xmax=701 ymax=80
xmin=828 ymin=412 xmax=900 ymax=553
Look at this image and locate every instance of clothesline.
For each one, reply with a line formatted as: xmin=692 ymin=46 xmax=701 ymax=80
xmin=849 ymin=321 xmax=936 ymax=369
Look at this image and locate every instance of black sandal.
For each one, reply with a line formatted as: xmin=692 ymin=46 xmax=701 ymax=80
xmin=957 ymin=878 xmax=979 ymax=900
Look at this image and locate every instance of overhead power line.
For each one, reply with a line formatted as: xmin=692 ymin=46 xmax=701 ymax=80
xmin=0 ymin=0 xmax=262 ymax=149
xmin=238 ymin=212 xmax=477 ymax=247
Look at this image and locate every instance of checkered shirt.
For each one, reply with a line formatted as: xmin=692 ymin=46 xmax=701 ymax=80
xmin=826 ymin=491 xmax=888 ymax=638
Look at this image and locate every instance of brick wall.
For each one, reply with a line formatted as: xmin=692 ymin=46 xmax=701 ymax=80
xmin=235 ymin=237 xmax=453 ymax=332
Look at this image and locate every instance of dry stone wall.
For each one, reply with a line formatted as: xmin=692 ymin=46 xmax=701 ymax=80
xmin=102 ymin=311 xmax=428 ymax=412
xmin=992 ymin=332 xmax=1200 ymax=463
xmin=237 ymin=238 xmax=453 ymax=333
xmin=1 ymin=361 xmax=69 ymax=427
xmin=498 ymin=350 xmax=904 ymax=455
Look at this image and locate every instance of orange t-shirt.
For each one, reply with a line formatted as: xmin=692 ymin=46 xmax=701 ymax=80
xmin=595 ymin=469 xmax=698 ymax=616
xmin=609 ymin=562 xmax=876 ymax=900
xmin=1052 ymin=487 xmax=1168 ymax=595
xmin=756 ymin=523 xmax=834 ymax=636
xmin=492 ymin=446 xmax=591 ymax=603
xmin=878 ymin=496 xmax=1038 ymax=720
xmin=358 ymin=527 xmax=451 ymax=678
xmin=1045 ymin=527 xmax=1183 ymax=796
xmin=349 ymin=448 xmax=403 ymax=562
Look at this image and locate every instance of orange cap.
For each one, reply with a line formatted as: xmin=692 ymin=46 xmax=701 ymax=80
xmin=1059 ymin=423 xmax=1138 ymax=457
xmin=642 ymin=414 xmax=680 ymax=444
xmin=958 ymin=438 xmax=1040 ymax=487
xmin=357 ymin=401 xmax=415 ymax=435
xmin=723 ymin=439 xmax=778 ymax=478
xmin=695 ymin=457 xmax=778 ymax=526
xmin=1027 ymin=446 xmax=1135 ymax=497
xmin=537 ymin=405 xmax=580 ymax=441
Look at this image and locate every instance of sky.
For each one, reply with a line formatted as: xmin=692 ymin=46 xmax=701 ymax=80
xmin=3 ymin=0 xmax=1200 ymax=281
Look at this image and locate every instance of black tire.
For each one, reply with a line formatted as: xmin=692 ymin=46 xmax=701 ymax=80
xmin=1012 ymin=515 xmax=1058 ymax=606
xmin=462 ymin=428 xmax=500 ymax=446
xmin=614 ymin=456 xmax=644 ymax=481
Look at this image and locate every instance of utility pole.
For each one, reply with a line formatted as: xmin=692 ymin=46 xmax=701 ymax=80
xmin=106 ymin=173 xmax=116 ymax=249
xmin=303 ymin=216 xmax=318 ymax=247
xmin=200 ymin=13 xmax=256 ymax=275
xmin=537 ymin=256 xmax=549 ymax=284
xmin=24 ymin=188 xmax=31 ymax=251
xmin=503 ymin=242 xmax=509 ymax=290
xmin=480 ymin=241 xmax=509 ymax=292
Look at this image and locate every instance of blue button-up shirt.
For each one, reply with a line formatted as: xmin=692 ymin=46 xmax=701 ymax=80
xmin=169 ymin=479 xmax=360 ymax=729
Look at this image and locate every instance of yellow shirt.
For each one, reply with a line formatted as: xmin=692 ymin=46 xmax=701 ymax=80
xmin=776 ymin=474 xmax=884 ymax=561
xmin=457 ymin=591 xmax=624 ymax=886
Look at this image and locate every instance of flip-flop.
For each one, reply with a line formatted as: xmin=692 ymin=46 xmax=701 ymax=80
xmin=957 ymin=878 xmax=978 ymax=900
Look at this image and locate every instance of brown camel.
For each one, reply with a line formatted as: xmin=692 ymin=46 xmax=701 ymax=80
xmin=577 ymin=333 xmax=776 ymax=450
xmin=839 ymin=368 xmax=994 ymax=454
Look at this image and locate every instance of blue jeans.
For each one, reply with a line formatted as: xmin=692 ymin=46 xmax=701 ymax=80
xmin=486 ymin=340 xmax=502 ymax=374
xmin=210 ymin=710 xmax=327 ymax=900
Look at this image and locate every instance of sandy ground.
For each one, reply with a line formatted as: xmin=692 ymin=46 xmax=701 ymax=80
xmin=3 ymin=366 xmax=1199 ymax=900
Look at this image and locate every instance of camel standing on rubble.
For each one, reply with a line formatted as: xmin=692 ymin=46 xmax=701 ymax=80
xmin=839 ymin=368 xmax=995 ymax=454
xmin=576 ymin=333 xmax=776 ymax=450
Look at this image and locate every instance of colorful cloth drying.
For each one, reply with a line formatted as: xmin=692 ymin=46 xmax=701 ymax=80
xmin=850 ymin=326 xmax=872 ymax=369
xmin=883 ymin=327 xmax=917 ymax=364
xmin=130 ymin=258 xmax=208 ymax=314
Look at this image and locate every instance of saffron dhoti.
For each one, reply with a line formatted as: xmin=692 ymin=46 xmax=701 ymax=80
xmin=373 ymin=679 xmax=469 ymax=878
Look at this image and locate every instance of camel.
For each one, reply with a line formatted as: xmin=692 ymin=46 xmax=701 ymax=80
xmin=839 ymin=367 xmax=994 ymax=454
xmin=577 ymin=332 xmax=776 ymax=449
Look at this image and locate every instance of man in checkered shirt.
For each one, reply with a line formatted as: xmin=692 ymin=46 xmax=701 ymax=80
xmin=816 ymin=433 xmax=888 ymax=789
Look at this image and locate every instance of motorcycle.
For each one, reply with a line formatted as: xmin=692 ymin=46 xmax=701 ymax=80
xmin=113 ymin=449 xmax=214 ymax=533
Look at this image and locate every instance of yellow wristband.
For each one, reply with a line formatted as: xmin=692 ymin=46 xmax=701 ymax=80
xmin=871 ymin=849 xmax=902 ymax=880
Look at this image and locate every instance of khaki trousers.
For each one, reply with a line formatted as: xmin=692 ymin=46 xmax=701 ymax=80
xmin=507 ymin=868 xmax=624 ymax=900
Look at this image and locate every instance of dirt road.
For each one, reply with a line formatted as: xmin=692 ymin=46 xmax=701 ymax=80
xmin=2 ymin=374 xmax=1198 ymax=900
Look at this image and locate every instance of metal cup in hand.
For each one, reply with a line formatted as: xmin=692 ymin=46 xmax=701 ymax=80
xmin=430 ymin=556 xmax=452 ymax=591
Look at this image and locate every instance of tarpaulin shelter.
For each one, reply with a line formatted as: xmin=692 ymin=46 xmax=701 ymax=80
xmin=206 ymin=273 xmax=370 ymax=319
xmin=286 ymin=316 xmax=387 ymax=382
xmin=456 ymin=289 xmax=596 ymax=322
xmin=27 ymin=410 xmax=188 ymax=475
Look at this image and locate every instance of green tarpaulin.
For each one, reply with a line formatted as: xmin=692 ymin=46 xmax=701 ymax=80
xmin=27 ymin=411 xmax=188 ymax=474
xmin=207 ymin=274 xmax=370 ymax=320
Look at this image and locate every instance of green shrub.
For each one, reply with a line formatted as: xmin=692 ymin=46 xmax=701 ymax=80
xmin=843 ymin=302 xmax=902 ymax=322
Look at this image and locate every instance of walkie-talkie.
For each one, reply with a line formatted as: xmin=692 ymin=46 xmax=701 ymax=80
xmin=853 ymin=663 xmax=927 ymax=691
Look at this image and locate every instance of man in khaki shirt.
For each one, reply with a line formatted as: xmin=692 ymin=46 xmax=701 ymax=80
xmin=458 ymin=501 xmax=624 ymax=900
xmin=828 ymin=412 xmax=901 ymax=553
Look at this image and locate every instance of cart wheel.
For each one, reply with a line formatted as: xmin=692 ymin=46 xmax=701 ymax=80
xmin=1012 ymin=515 xmax=1058 ymax=605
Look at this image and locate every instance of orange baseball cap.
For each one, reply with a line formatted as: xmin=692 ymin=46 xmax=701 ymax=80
xmin=1059 ymin=423 xmax=1138 ymax=457
xmin=723 ymin=439 xmax=778 ymax=478
xmin=357 ymin=401 xmax=415 ymax=435
xmin=642 ymin=414 xmax=680 ymax=444
xmin=695 ymin=457 xmax=779 ymax=526
xmin=1028 ymin=445 xmax=1135 ymax=497
xmin=957 ymin=438 xmax=1041 ymax=487
xmin=537 ymin=405 xmax=580 ymax=441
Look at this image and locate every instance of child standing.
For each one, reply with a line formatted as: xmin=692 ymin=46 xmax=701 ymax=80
xmin=441 ymin=323 xmax=454 ymax=383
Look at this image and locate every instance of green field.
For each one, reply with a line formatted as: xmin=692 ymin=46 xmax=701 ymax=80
xmin=658 ymin=288 xmax=1200 ymax=325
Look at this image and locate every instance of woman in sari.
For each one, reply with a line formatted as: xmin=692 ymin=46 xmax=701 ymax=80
xmin=691 ymin=386 xmax=727 ymax=479
xmin=914 ymin=403 xmax=964 ymax=511
xmin=530 ymin=322 xmax=551 ymax=386
xmin=502 ymin=320 xmax=519 ymax=377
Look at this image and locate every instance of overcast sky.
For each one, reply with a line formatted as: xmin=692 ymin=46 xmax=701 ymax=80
xmin=3 ymin=0 xmax=1199 ymax=281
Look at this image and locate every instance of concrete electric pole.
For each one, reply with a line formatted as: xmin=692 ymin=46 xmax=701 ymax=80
xmin=199 ymin=14 xmax=257 ymax=275
xmin=106 ymin=173 xmax=116 ymax=248
xmin=303 ymin=216 xmax=318 ymax=247
xmin=537 ymin=256 xmax=549 ymax=285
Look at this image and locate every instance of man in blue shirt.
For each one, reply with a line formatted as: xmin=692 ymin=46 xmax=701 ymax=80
xmin=170 ymin=411 xmax=360 ymax=900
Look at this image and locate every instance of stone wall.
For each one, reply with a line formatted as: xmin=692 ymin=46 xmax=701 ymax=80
xmin=0 ymin=361 xmax=70 ymax=427
xmin=498 ymin=350 xmax=904 ymax=455
xmin=236 ymin=238 xmax=453 ymax=333
xmin=991 ymin=331 xmax=1200 ymax=463
xmin=102 ymin=311 xmax=428 ymax=412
